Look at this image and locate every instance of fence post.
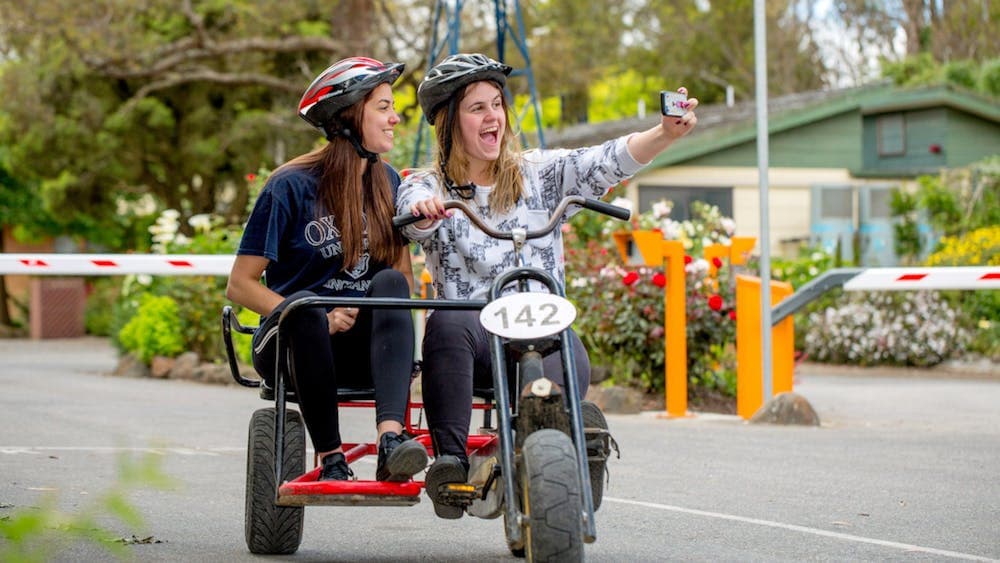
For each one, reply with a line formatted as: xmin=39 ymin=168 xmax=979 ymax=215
xmin=735 ymin=275 xmax=794 ymax=419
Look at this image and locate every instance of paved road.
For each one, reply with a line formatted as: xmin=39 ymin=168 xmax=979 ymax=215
xmin=1 ymin=337 xmax=998 ymax=562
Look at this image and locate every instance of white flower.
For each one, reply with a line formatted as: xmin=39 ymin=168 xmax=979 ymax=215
xmin=188 ymin=213 xmax=213 ymax=233
xmin=651 ymin=200 xmax=672 ymax=219
xmin=610 ymin=197 xmax=632 ymax=213
xmin=721 ymin=218 xmax=736 ymax=236
xmin=136 ymin=274 xmax=153 ymax=286
xmin=161 ymin=209 xmax=180 ymax=220
xmin=570 ymin=278 xmax=589 ymax=288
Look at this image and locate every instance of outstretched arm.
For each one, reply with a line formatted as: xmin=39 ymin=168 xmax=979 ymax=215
xmin=627 ymin=87 xmax=699 ymax=164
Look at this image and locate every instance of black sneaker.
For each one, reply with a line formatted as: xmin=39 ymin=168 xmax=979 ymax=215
xmin=424 ymin=455 xmax=468 ymax=519
xmin=581 ymin=400 xmax=619 ymax=510
xmin=376 ymin=432 xmax=429 ymax=482
xmin=318 ymin=452 xmax=354 ymax=481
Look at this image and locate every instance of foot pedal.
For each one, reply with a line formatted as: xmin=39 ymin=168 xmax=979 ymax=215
xmin=438 ymin=482 xmax=477 ymax=506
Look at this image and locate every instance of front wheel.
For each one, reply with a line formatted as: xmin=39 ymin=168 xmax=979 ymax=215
xmin=519 ymin=429 xmax=584 ymax=562
xmin=245 ymin=407 xmax=305 ymax=555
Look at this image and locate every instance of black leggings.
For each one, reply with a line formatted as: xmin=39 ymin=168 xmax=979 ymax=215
xmin=251 ymin=269 xmax=414 ymax=453
xmin=421 ymin=309 xmax=590 ymax=463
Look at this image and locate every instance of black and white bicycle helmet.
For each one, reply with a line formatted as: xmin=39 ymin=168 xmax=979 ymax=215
xmin=298 ymin=57 xmax=404 ymax=132
xmin=417 ymin=53 xmax=512 ymax=122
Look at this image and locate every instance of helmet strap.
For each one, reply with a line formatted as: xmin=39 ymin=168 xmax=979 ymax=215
xmin=326 ymin=125 xmax=380 ymax=164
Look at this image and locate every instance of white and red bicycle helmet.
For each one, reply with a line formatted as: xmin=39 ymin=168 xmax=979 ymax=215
xmin=417 ymin=53 xmax=512 ymax=122
xmin=298 ymin=57 xmax=404 ymax=132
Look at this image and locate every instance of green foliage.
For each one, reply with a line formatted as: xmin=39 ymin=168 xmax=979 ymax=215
xmin=981 ymin=59 xmax=1000 ymax=96
xmin=118 ymin=294 xmax=185 ymax=363
xmin=83 ymin=279 xmax=120 ymax=337
xmin=234 ymin=307 xmax=260 ymax=366
xmin=882 ymin=53 xmax=942 ymax=87
xmin=0 ymin=451 xmax=174 ymax=562
xmin=882 ymin=55 xmax=1000 ymax=97
xmin=890 ymin=157 xmax=1000 ymax=263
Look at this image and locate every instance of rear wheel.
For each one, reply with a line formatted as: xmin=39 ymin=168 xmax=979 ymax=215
xmin=245 ymin=407 xmax=305 ymax=554
xmin=519 ymin=429 xmax=583 ymax=562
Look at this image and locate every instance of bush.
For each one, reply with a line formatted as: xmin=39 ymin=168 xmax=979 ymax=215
xmin=118 ymin=294 xmax=186 ymax=363
xmin=97 ymin=205 xmax=243 ymax=365
xmin=567 ymin=198 xmax=738 ymax=396
xmin=84 ymin=278 xmax=120 ymax=336
xmin=804 ymin=291 xmax=969 ymax=367
xmin=925 ymin=225 xmax=1000 ymax=359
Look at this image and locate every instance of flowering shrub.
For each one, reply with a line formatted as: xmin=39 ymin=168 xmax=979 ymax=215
xmin=110 ymin=202 xmax=242 ymax=364
xmin=925 ymin=225 xmax=1000 ymax=359
xmin=567 ymin=199 xmax=739 ymax=396
xmin=804 ymin=291 xmax=970 ymax=367
xmin=603 ymin=198 xmax=736 ymax=257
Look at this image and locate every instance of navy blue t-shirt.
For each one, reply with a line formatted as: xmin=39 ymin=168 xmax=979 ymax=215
xmin=237 ymin=163 xmax=403 ymax=298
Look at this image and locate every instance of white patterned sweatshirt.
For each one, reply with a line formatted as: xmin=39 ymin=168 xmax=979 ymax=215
xmin=397 ymin=135 xmax=644 ymax=301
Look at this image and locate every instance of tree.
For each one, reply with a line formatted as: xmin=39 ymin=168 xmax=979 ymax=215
xmin=524 ymin=0 xmax=630 ymax=125
xmin=0 ymin=0 xmax=431 ymax=249
xmin=828 ymin=0 xmax=998 ymax=78
xmin=623 ymin=0 xmax=829 ymax=106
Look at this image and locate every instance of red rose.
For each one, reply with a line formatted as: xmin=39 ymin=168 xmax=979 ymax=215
xmin=728 ymin=310 xmax=737 ymax=321
xmin=683 ymin=255 xmax=693 ymax=265
xmin=712 ymin=256 xmax=723 ymax=268
xmin=708 ymin=294 xmax=723 ymax=311
xmin=245 ymin=173 xmax=256 ymax=182
xmin=651 ymin=272 xmax=666 ymax=287
xmin=622 ymin=271 xmax=640 ymax=286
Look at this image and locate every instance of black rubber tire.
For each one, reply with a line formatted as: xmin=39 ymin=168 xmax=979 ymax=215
xmin=245 ymin=407 xmax=305 ymax=555
xmin=519 ymin=429 xmax=584 ymax=562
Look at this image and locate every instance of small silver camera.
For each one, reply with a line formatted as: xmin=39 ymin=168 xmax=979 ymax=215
xmin=660 ymin=90 xmax=688 ymax=118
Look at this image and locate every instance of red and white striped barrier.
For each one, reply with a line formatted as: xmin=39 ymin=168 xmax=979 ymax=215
xmin=842 ymin=266 xmax=1000 ymax=291
xmin=0 ymin=254 xmax=235 ymax=276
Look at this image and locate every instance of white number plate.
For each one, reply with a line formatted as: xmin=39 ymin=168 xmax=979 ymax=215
xmin=479 ymin=292 xmax=577 ymax=340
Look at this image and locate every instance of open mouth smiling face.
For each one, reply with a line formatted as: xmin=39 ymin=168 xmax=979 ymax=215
xmin=459 ymin=81 xmax=506 ymax=167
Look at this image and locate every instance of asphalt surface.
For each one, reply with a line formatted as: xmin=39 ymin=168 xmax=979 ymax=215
xmin=1 ymin=337 xmax=998 ymax=562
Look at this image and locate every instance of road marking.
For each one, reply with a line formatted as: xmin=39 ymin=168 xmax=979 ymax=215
xmin=605 ymin=497 xmax=997 ymax=562
xmin=0 ymin=446 xmax=244 ymax=456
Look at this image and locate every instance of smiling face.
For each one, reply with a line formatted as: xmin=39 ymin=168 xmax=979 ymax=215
xmin=360 ymin=82 xmax=400 ymax=155
xmin=456 ymin=81 xmax=506 ymax=178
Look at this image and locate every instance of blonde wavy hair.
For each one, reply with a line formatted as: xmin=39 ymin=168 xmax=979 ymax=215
xmin=432 ymin=80 xmax=523 ymax=214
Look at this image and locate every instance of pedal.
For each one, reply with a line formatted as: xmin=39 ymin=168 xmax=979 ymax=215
xmin=585 ymin=428 xmax=620 ymax=461
xmin=437 ymin=482 xmax=477 ymax=507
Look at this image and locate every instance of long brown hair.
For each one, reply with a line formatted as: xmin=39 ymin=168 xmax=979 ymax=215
xmin=276 ymin=91 xmax=403 ymax=270
xmin=433 ymin=81 xmax=523 ymax=214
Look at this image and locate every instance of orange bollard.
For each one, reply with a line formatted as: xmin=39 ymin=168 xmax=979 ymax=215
xmin=735 ymin=275 xmax=794 ymax=420
xmin=630 ymin=231 xmax=689 ymax=418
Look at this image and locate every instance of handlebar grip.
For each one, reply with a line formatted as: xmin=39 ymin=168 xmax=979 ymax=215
xmin=392 ymin=213 xmax=424 ymax=228
xmin=582 ymin=198 xmax=631 ymax=221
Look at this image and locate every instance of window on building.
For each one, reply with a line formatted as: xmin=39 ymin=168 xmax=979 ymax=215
xmin=638 ymin=186 xmax=733 ymax=221
xmin=876 ymin=114 xmax=905 ymax=156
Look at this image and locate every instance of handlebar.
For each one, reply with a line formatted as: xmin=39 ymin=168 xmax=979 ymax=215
xmin=392 ymin=195 xmax=631 ymax=240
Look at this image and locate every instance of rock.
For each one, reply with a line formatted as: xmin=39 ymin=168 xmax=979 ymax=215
xmin=590 ymin=365 xmax=611 ymax=384
xmin=169 ymin=352 xmax=200 ymax=380
xmin=150 ymin=356 xmax=174 ymax=378
xmin=113 ymin=353 xmax=150 ymax=379
xmin=191 ymin=363 xmax=233 ymax=385
xmin=749 ymin=392 xmax=820 ymax=426
xmin=585 ymin=385 xmax=643 ymax=414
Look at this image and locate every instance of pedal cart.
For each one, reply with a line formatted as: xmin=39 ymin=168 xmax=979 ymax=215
xmin=222 ymin=195 xmax=627 ymax=560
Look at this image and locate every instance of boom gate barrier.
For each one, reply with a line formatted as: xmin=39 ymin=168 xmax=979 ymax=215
xmin=3 ymin=254 xmax=997 ymax=418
